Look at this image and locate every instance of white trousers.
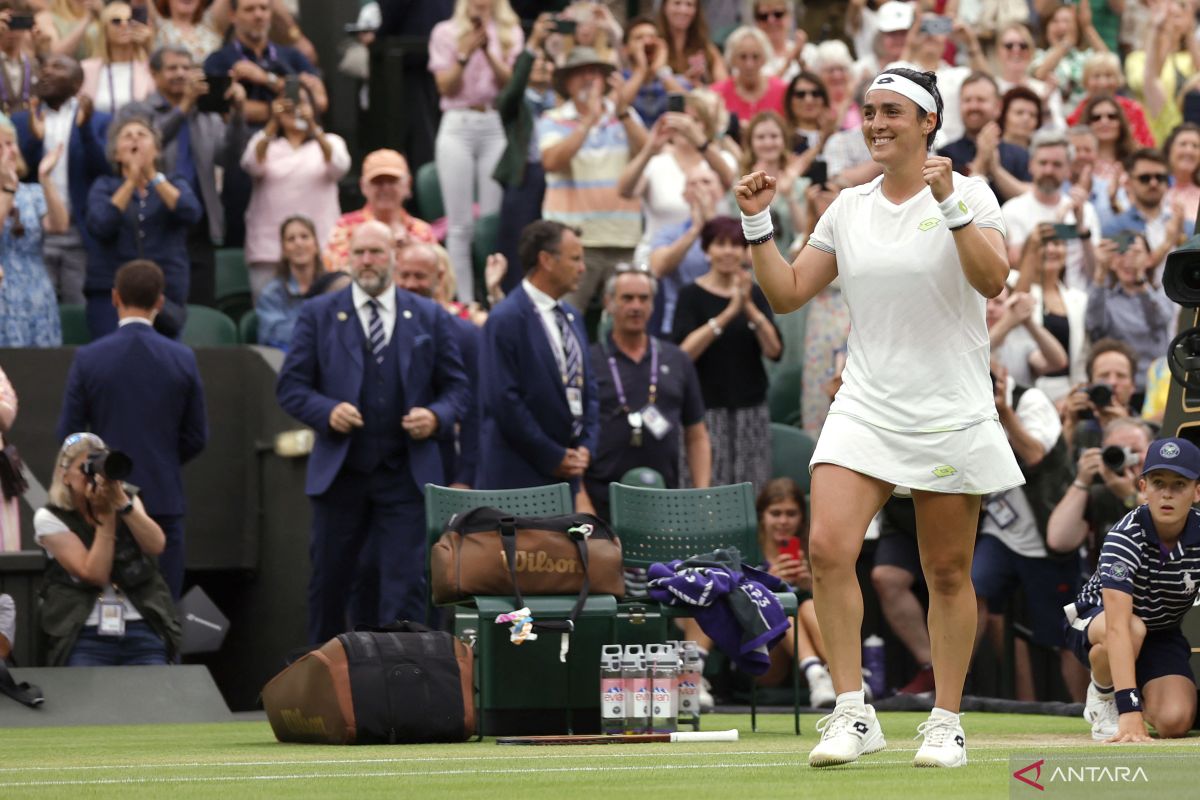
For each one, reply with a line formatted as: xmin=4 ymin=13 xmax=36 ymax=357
xmin=434 ymin=108 xmax=506 ymax=304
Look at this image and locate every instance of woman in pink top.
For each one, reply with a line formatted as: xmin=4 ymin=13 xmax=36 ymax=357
xmin=710 ymin=26 xmax=785 ymax=125
xmin=241 ymin=84 xmax=350 ymax=300
xmin=428 ymin=0 xmax=523 ymax=304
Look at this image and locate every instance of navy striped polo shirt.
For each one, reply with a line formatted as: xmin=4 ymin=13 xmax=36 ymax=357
xmin=1071 ymin=505 xmax=1200 ymax=631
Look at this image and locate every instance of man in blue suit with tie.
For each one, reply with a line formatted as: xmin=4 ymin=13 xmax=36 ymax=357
xmin=57 ymin=260 xmax=208 ymax=599
xmin=477 ymin=220 xmax=599 ymax=509
xmin=277 ymin=221 xmax=470 ymax=643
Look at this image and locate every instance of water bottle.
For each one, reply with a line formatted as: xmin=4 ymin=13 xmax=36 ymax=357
xmin=862 ymin=634 xmax=886 ymax=700
xmin=677 ymin=640 xmax=702 ymax=724
xmin=622 ymin=644 xmax=650 ymax=734
xmin=647 ymin=643 xmax=678 ymax=734
xmin=600 ymin=645 xmax=625 ymax=735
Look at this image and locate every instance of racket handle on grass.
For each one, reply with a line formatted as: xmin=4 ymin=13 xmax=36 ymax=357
xmin=669 ymin=729 xmax=739 ymax=743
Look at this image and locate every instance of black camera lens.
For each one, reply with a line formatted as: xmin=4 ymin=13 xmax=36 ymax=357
xmin=1086 ymin=383 xmax=1113 ymax=409
xmin=1101 ymin=445 xmax=1130 ymax=473
xmin=84 ymin=449 xmax=133 ymax=481
xmin=1164 ymin=246 xmax=1200 ymax=308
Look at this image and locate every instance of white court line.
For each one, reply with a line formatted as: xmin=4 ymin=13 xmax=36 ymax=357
xmin=0 ymin=738 xmax=1190 ymax=775
xmin=0 ymin=761 xmax=800 ymax=788
xmin=0 ymin=749 xmax=787 ymax=774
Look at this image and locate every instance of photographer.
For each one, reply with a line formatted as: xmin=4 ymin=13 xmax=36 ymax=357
xmin=1060 ymin=338 xmax=1143 ymax=454
xmin=33 ymin=432 xmax=180 ymax=667
xmin=972 ymin=361 xmax=1086 ymax=701
xmin=1047 ymin=417 xmax=1153 ymax=571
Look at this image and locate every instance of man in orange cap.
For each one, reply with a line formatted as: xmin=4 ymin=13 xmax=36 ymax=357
xmin=324 ymin=148 xmax=436 ymax=269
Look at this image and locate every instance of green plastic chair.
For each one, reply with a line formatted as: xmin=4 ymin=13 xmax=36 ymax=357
xmin=770 ymin=423 xmax=817 ymax=495
xmin=214 ymin=248 xmax=253 ymax=321
xmin=415 ymin=161 xmax=444 ymax=224
xmin=767 ymin=363 xmax=803 ymax=426
xmin=608 ymin=482 xmax=801 ymax=734
xmin=58 ymin=304 xmax=90 ymax=345
xmin=424 ymin=483 xmax=618 ymax=736
xmin=470 ymin=212 xmax=500 ymax=301
xmin=181 ymin=305 xmax=238 ymax=347
xmin=238 ymin=310 xmax=258 ymax=345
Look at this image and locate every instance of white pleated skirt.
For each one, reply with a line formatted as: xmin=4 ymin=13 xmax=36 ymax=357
xmin=809 ymin=412 xmax=1025 ymax=495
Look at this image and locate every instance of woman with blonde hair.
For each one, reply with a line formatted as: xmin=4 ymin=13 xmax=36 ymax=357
xmin=992 ymin=23 xmax=1065 ymax=133
xmin=427 ymin=0 xmax=523 ymax=305
xmin=34 ymin=432 xmax=180 ymax=666
xmin=739 ymin=111 xmax=804 ymax=252
xmin=1064 ymin=52 xmax=1154 ymax=147
xmin=36 ymin=0 xmax=103 ymax=60
xmin=80 ymin=1 xmax=154 ymax=114
xmin=0 ymin=112 xmax=68 ymax=347
xmin=711 ymin=25 xmax=786 ymax=125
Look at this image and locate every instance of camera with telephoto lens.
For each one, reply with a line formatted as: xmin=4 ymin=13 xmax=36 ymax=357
xmin=1086 ymin=383 xmax=1113 ymax=409
xmin=82 ymin=449 xmax=133 ymax=483
xmin=1101 ymin=445 xmax=1138 ymax=473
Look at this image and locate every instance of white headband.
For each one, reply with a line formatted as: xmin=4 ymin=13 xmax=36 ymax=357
xmin=866 ymin=73 xmax=937 ymax=115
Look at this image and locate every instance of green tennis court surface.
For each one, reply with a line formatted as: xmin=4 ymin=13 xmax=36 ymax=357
xmin=0 ymin=712 xmax=1194 ymax=798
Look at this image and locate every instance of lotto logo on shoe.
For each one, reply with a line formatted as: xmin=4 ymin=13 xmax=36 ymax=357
xmin=954 ymin=735 xmax=964 ymax=747
xmin=853 ymin=721 xmax=869 ymax=735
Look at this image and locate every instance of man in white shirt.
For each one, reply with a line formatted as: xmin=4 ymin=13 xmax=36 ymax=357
xmin=1002 ymin=131 xmax=1100 ymax=290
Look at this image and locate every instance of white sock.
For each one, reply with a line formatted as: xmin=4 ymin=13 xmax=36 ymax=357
xmin=835 ymin=690 xmax=865 ymax=709
xmin=930 ymin=707 xmax=960 ymax=724
xmin=1091 ymin=678 xmax=1113 ymax=696
xmin=801 ymin=657 xmax=822 ymax=674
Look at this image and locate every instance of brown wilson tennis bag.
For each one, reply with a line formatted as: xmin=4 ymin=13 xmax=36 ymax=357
xmin=430 ymin=507 xmax=625 ymax=616
xmin=262 ymin=622 xmax=474 ymax=744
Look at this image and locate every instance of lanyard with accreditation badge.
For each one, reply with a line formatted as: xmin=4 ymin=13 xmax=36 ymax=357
xmin=607 ymin=339 xmax=671 ymax=446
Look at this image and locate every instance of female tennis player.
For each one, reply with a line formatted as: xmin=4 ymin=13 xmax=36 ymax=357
xmin=735 ymin=67 xmax=1022 ymax=768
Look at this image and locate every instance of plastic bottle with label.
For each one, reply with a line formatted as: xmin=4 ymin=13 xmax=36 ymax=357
xmin=647 ymin=643 xmax=678 ymax=734
xmin=862 ymin=634 xmax=886 ymax=699
xmin=677 ymin=640 xmax=702 ymax=725
xmin=599 ymin=644 xmax=625 ymax=735
xmin=622 ymin=644 xmax=650 ymax=734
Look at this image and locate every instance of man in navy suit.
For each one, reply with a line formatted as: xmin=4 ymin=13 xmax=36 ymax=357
xmin=277 ymin=221 xmax=469 ymax=643
xmin=394 ymin=242 xmax=480 ymax=487
xmin=13 ymin=55 xmax=111 ymax=306
xmin=56 ymin=260 xmax=208 ymax=599
xmin=477 ymin=220 xmax=599 ymax=508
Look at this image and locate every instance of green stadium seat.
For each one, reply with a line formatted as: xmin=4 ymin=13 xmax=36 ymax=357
xmin=58 ymin=304 xmax=90 ymax=346
xmin=181 ymin=305 xmax=238 ymax=347
xmin=767 ymin=363 xmax=803 ymax=426
xmin=770 ymin=423 xmax=817 ymax=495
xmin=415 ymin=161 xmax=444 ymax=224
xmin=238 ymin=310 xmax=258 ymax=345
xmin=215 ymin=248 xmax=252 ymax=321
xmin=608 ymin=482 xmax=800 ymax=733
xmin=424 ymin=483 xmax=618 ymax=736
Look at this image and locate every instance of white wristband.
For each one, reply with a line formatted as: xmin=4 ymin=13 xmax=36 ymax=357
xmin=740 ymin=208 xmax=772 ymax=241
xmin=937 ymin=190 xmax=974 ymax=230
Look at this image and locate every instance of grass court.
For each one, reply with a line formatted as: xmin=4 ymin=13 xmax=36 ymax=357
xmin=1 ymin=711 xmax=1195 ymax=798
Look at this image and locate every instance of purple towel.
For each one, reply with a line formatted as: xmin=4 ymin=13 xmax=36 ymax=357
xmin=647 ymin=548 xmax=790 ymax=675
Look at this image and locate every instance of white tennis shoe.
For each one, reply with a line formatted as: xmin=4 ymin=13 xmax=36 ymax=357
xmin=1084 ymin=683 xmax=1118 ymax=741
xmin=808 ymin=703 xmax=886 ymax=767
xmin=912 ymin=714 xmax=967 ymax=768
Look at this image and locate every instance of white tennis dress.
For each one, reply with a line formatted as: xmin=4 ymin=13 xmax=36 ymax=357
xmin=805 ymin=172 xmax=1024 ymax=494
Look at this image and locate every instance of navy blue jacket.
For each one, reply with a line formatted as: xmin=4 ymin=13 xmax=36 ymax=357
xmin=275 ymin=285 xmax=470 ymax=497
xmin=56 ymin=321 xmax=208 ymax=517
xmin=85 ymin=173 xmax=203 ymax=301
xmin=476 ymin=285 xmax=599 ymax=491
xmin=12 ymin=106 xmax=112 ymax=233
xmin=440 ymin=311 xmax=480 ymax=487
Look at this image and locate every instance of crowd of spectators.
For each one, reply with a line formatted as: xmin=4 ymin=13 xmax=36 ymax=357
xmin=0 ymin=0 xmax=1196 ymax=702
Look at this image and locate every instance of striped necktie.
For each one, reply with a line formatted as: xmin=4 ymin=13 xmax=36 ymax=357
xmin=554 ymin=305 xmax=584 ymax=438
xmin=367 ymin=299 xmax=386 ymax=364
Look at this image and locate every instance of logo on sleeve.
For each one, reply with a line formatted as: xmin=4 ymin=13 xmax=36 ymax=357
xmin=1109 ymin=562 xmax=1130 ymax=582
xmin=1160 ymin=442 xmax=1180 ymax=459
